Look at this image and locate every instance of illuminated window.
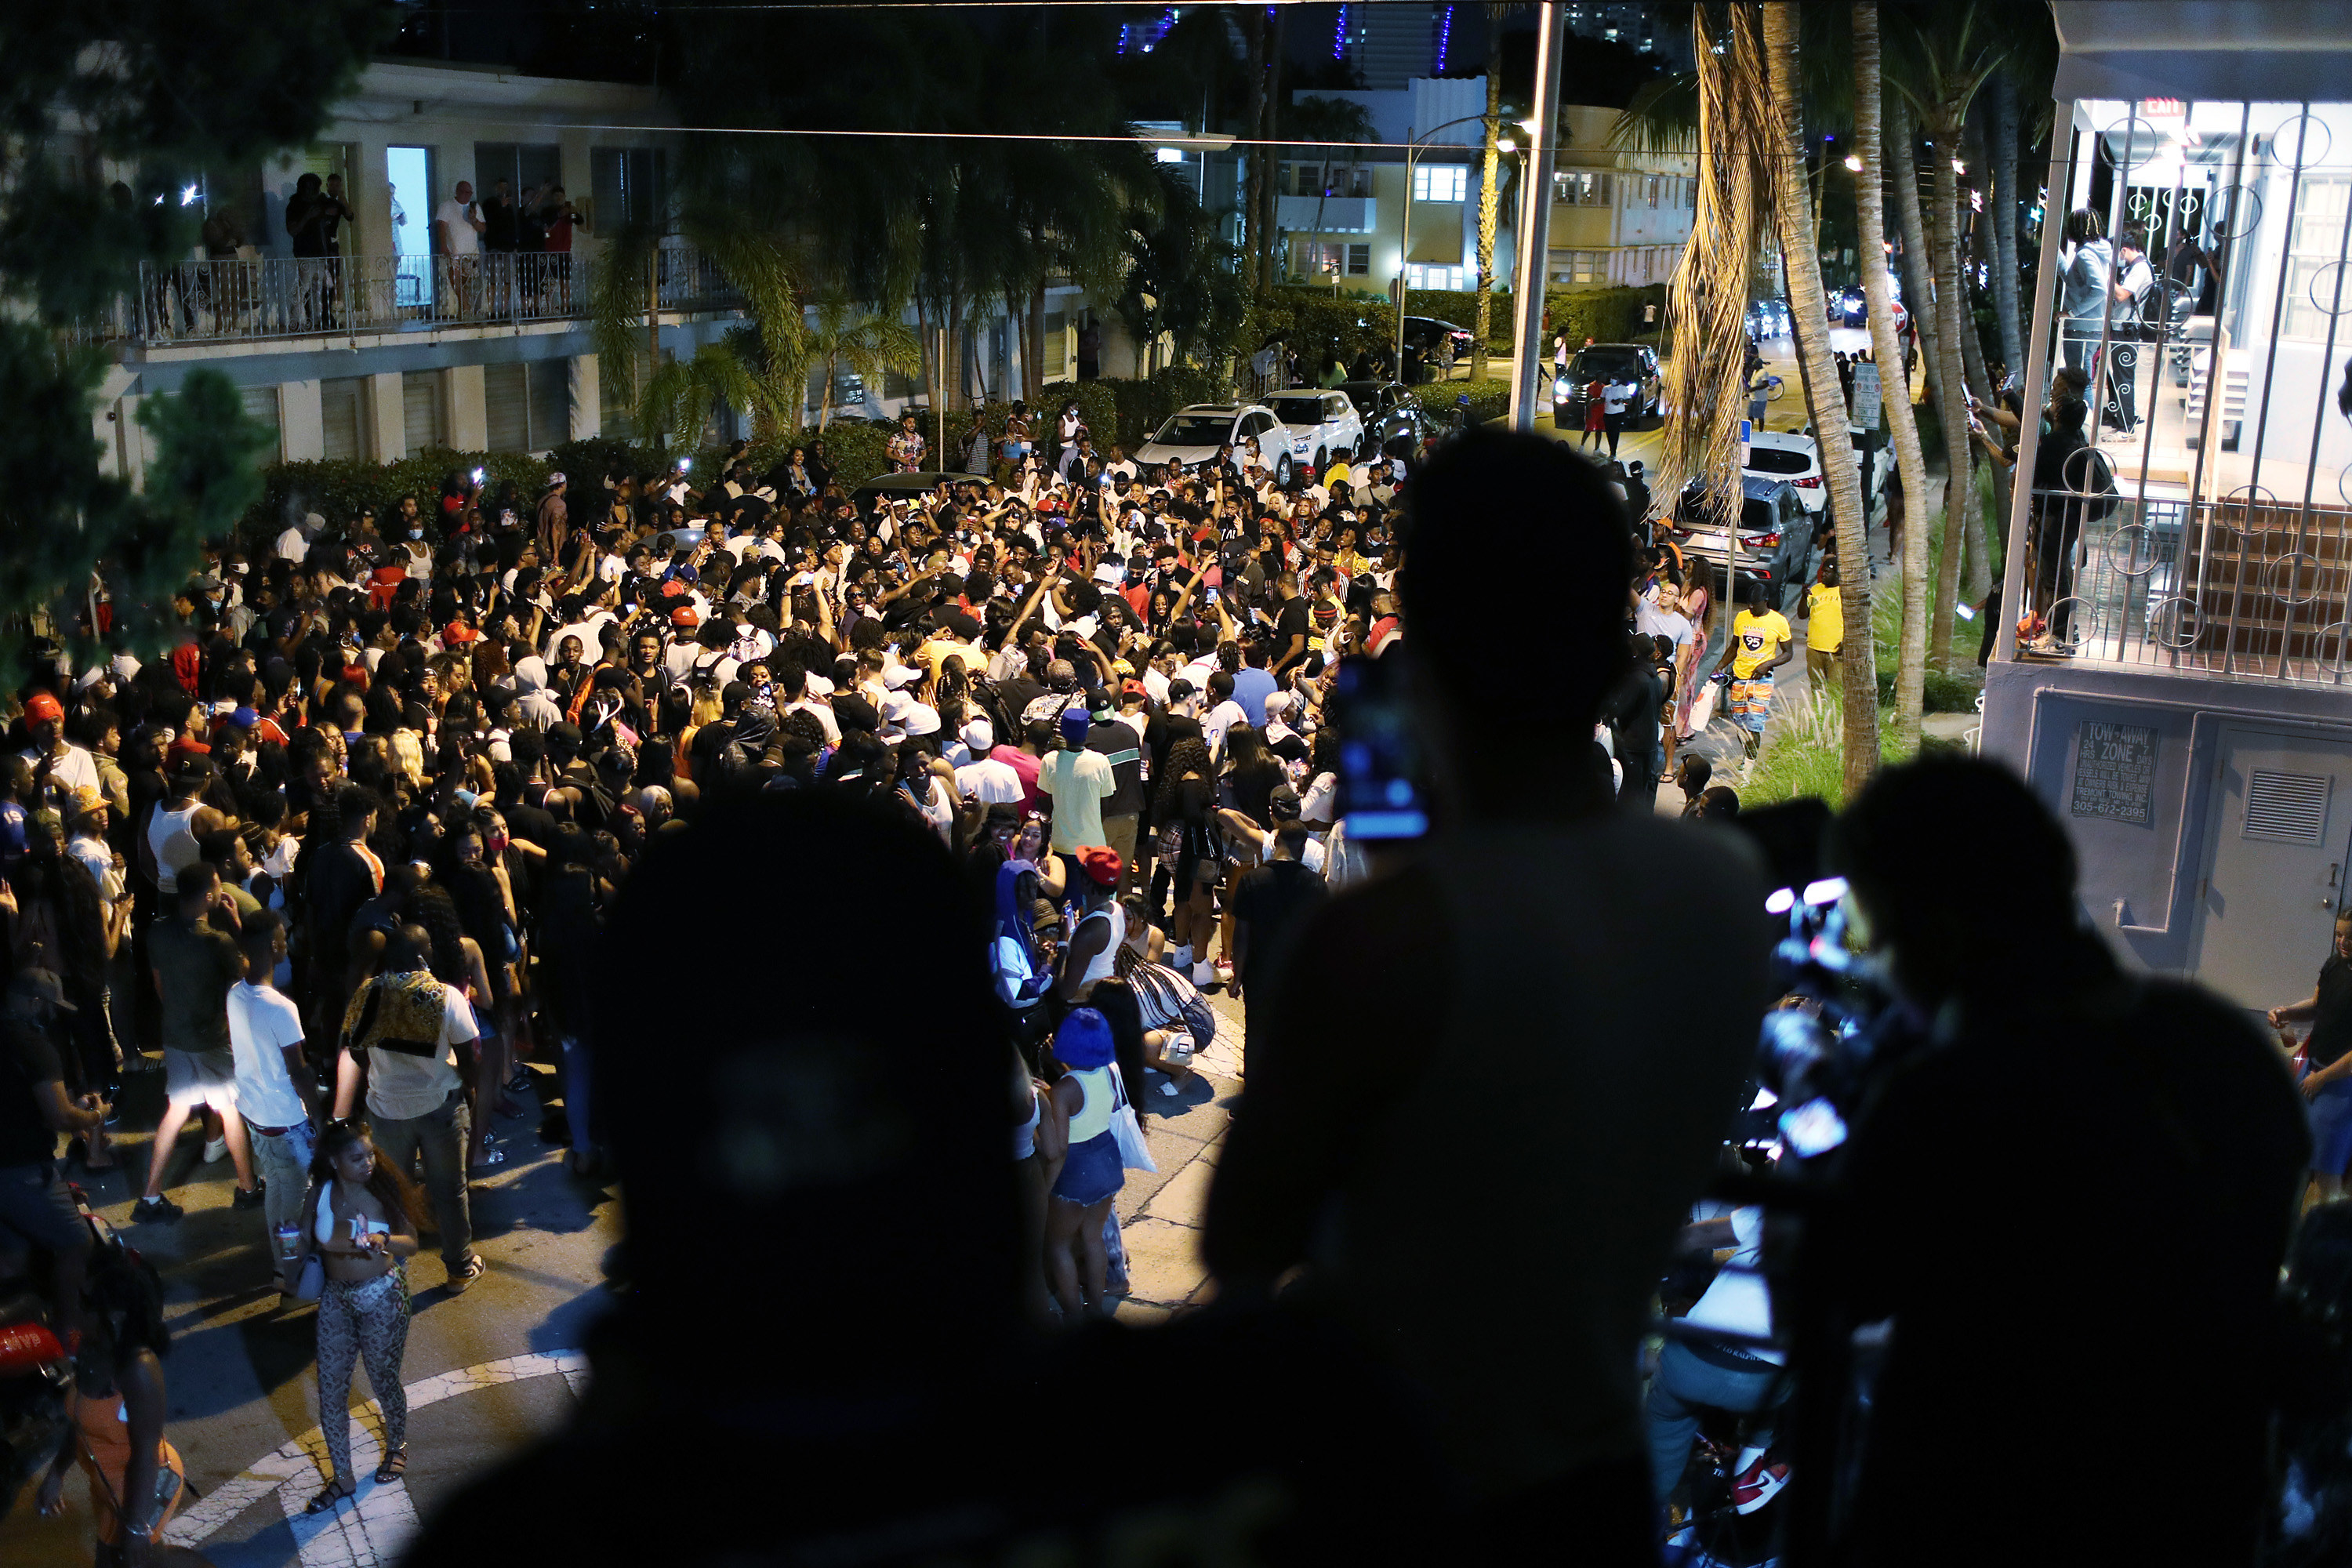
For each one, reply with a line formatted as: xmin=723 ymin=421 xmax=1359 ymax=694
xmin=1414 ymin=164 xmax=1469 ymax=202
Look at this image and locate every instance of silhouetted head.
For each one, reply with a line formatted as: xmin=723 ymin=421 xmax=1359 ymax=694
xmin=1831 ymin=755 xmax=2078 ymax=1005
xmin=1401 ymin=427 xmax=1631 ymax=782
xmin=594 ymin=791 xmax=1014 ymax=1392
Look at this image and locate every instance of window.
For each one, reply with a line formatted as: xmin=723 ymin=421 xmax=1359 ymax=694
xmin=240 ymin=385 xmax=281 ymax=466
xmin=1553 ymin=171 xmax=1613 ymax=206
xmin=598 ymin=354 xmax=637 ymax=438
xmin=1406 ymin=263 xmax=1472 ymax=290
xmin=590 ymin=147 xmax=667 ymax=231
xmin=1346 ymin=244 xmax=1370 ymax=275
xmin=1548 ymin=250 xmax=1609 ymax=285
xmin=2281 ymin=174 xmax=2352 ymax=341
xmin=403 ymin=372 xmax=445 ymax=452
xmin=1414 ymin=164 xmax=1468 ymax=203
xmin=485 ymin=358 xmax=572 ymax=453
xmin=1042 ymin=310 xmax=1068 ymax=378
xmin=473 ymin=143 xmax=562 ymax=211
xmin=321 ymin=377 xmax=367 ymax=462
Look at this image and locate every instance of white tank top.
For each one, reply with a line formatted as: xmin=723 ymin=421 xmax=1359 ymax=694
xmin=1074 ymin=903 xmax=1126 ymax=991
xmin=1064 ymin=1063 xmax=1120 ymax=1144
xmin=148 ymin=798 xmax=201 ymax=895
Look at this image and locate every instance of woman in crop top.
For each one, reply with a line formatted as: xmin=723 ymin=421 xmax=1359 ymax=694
xmin=293 ymin=1119 xmax=423 ymax=1514
xmin=1040 ymin=1007 xmax=1127 ymax=1321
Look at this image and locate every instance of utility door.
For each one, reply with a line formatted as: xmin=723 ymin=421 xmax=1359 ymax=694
xmin=2194 ymin=725 xmax=2352 ymax=1014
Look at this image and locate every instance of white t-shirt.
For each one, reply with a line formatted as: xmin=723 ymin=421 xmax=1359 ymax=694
xmin=955 ymin=756 xmax=1026 ymax=804
xmin=226 ymin=981 xmax=310 ymax=1130
xmin=21 ymin=743 xmax=100 ymax=797
xmin=1603 ymin=380 xmax=1634 ymax=416
xmin=1202 ymin=699 xmax=1248 ymax=760
xmin=275 ymin=526 xmax=310 ymax=564
xmin=434 ymin=199 xmax=480 ymax=256
xmin=361 ymin=981 xmax=479 ymax=1123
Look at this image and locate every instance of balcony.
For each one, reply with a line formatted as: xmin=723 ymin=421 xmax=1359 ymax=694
xmin=1276 ymin=194 xmax=1378 ymax=235
xmin=68 ymin=243 xmax=742 ymax=350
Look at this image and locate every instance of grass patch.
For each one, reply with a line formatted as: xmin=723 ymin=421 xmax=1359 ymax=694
xmin=1741 ymin=688 xmax=1973 ymax=811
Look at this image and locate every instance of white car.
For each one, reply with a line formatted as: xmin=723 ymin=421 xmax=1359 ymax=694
xmin=1135 ymin=403 xmax=1294 ymax=484
xmin=1742 ymin=426 xmax=1886 ymax=517
xmin=1264 ymin=390 xmax=1367 ymax=480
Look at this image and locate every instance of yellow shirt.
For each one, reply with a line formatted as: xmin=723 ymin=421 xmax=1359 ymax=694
xmin=1731 ymin=609 xmax=1794 ymax=679
xmin=1805 ymin=583 xmax=1843 ymax=654
xmin=1324 ymin=460 xmax=1353 ymax=489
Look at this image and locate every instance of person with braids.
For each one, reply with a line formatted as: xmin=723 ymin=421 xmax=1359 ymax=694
xmin=34 ymin=1238 xmax=186 ymax=1559
xmin=1155 ymin=736 xmax=1221 ymax=987
xmin=291 ymin=1116 xmax=424 ymax=1513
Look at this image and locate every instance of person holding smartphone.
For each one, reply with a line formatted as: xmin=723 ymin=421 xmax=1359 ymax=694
xmin=294 ymin=1118 xmax=423 ymax=1514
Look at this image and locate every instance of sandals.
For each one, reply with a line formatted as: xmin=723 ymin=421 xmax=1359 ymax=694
xmin=375 ymin=1447 xmax=408 ymax=1485
xmin=304 ymin=1479 xmax=356 ymax=1514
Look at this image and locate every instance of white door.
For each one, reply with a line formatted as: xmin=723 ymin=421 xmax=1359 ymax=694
xmin=2194 ymin=725 xmax=2352 ymax=1013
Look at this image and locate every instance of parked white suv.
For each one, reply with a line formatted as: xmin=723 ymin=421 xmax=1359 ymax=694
xmin=1742 ymin=426 xmax=1886 ymax=517
xmin=1135 ymin=403 xmax=1294 ymax=483
xmin=1265 ymin=390 xmax=1367 ymax=480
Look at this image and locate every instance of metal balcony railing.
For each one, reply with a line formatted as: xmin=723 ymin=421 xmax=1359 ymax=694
xmin=67 ymin=243 xmax=741 ymax=347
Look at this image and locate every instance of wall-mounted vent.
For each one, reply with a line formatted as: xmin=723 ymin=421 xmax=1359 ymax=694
xmin=2245 ymin=769 xmax=2331 ymax=843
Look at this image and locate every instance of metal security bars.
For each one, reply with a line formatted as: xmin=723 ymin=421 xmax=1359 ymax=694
xmin=68 ymin=243 xmax=740 ymax=348
xmin=2011 ymin=98 xmax=2352 ymax=685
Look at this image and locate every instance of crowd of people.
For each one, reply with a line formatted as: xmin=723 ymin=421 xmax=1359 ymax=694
xmin=2 ymin=388 xmax=2338 ymax=1566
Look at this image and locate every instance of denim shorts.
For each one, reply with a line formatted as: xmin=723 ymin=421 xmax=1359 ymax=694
xmin=2309 ymin=1073 xmax=2352 ymax=1174
xmin=1051 ymin=1130 xmax=1124 ymax=1207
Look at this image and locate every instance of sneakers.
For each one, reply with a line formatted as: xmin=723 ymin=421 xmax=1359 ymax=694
xmin=445 ymin=1254 xmax=485 ymax=1294
xmin=201 ymin=1137 xmax=227 ymax=1164
xmin=232 ymin=1182 xmax=267 ymax=1210
xmin=1191 ymin=961 xmax=1216 ymax=988
xmin=1731 ymin=1453 xmax=1790 ymax=1515
xmin=131 ymin=1195 xmax=183 ymax=1223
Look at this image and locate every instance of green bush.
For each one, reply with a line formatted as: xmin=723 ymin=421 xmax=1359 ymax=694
xmin=1455 ymin=377 xmax=1514 ymax=425
xmin=243 ymin=446 xmax=553 ymax=546
xmin=1040 ymin=381 xmax=1121 ymax=452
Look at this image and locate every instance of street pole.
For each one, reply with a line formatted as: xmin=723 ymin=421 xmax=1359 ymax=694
xmin=1399 ymin=115 xmax=1493 ymax=383
xmin=1509 ymin=1 xmax=1566 ymax=431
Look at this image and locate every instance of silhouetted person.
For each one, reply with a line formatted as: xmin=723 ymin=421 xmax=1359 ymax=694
xmin=406 ymin=792 xmax=1442 ymax=1566
xmin=1826 ymin=757 xmax=2306 ymax=1567
xmin=1203 ymin=427 xmax=1773 ymax=1561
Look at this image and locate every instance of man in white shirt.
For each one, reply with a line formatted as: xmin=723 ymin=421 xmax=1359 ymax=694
xmin=332 ymin=924 xmax=485 ymax=1290
xmin=20 ymin=691 xmax=100 ymax=804
xmin=953 ymin=719 xmax=1025 ymax=803
xmin=275 ymin=512 xmax=321 ymax=566
xmin=433 ymin=180 xmax=485 ymax=317
xmin=512 ymin=657 xmax=566 ymax=729
xmin=1636 ymin=583 xmax=1697 ymax=652
xmin=1201 ymin=670 xmax=1248 ymax=763
xmin=1602 ymin=378 xmax=1634 ymax=459
xmin=226 ymin=913 xmax=321 ymax=1293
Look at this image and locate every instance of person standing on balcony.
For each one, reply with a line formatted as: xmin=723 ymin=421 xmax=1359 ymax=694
xmin=321 ymin=173 xmax=354 ymax=327
xmin=480 ymin=178 xmax=517 ymax=317
xmin=286 ymin=174 xmax=335 ymax=332
xmin=432 ymin=180 xmax=484 ymax=320
xmin=541 ymin=185 xmax=582 ymax=310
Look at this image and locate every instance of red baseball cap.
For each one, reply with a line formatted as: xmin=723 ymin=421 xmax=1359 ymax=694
xmin=670 ymin=606 xmax=699 ymax=628
xmin=24 ymin=693 xmax=63 ymax=723
xmin=1075 ymin=845 xmax=1123 ymax=887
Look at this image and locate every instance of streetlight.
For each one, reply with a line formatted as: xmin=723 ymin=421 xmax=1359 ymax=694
xmin=1396 ymin=112 xmax=1495 ymax=379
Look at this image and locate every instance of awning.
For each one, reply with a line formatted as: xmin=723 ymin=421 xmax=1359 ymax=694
xmin=2051 ymin=2 xmax=2352 ymax=102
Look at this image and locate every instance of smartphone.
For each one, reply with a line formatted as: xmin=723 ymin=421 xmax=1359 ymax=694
xmin=470 ymin=467 xmax=486 ymax=485
xmin=1334 ymin=654 xmax=1428 ymax=841
xmin=1205 ymin=586 xmax=1220 ymax=604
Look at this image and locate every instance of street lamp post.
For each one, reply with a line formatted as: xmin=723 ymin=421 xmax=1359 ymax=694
xmin=1396 ymin=113 xmax=1494 ymax=380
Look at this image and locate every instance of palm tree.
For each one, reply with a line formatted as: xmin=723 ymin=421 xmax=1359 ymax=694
xmin=1888 ymin=1 xmax=2006 ymax=666
xmin=1475 ymin=2 xmax=1527 ymax=379
xmin=1853 ymin=3 xmax=1934 ymax=750
xmin=1650 ymin=0 xmax=1766 ymax=612
xmin=1762 ymin=0 xmax=1880 ymax=793
xmin=796 ymin=289 xmax=921 ymax=430
xmin=1287 ymin=96 xmax=1378 ymax=280
xmin=1116 ymin=172 xmax=1250 ymax=376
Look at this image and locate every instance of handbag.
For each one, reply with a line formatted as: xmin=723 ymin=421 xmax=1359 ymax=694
xmin=1107 ymin=1068 xmax=1156 ymax=1174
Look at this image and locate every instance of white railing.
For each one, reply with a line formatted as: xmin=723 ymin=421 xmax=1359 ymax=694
xmin=69 ymin=244 xmax=740 ymax=347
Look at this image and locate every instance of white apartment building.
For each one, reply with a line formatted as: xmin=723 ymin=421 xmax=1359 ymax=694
xmin=76 ymin=60 xmax=749 ymax=485
xmin=1279 ymin=83 xmax=1695 ymax=299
